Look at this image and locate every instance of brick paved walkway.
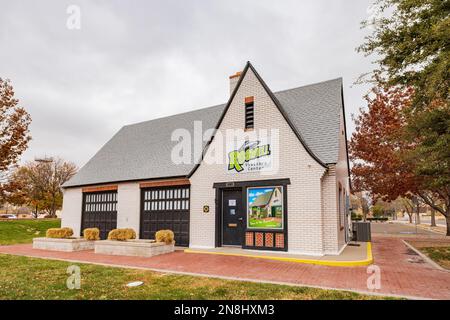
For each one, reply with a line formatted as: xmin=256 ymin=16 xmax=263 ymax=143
xmin=0 ymin=236 xmax=449 ymax=299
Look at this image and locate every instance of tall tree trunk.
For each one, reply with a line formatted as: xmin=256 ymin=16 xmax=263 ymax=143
xmin=430 ymin=208 xmax=436 ymax=227
xmin=416 ymin=203 xmax=421 ymax=224
xmin=446 ymin=215 xmax=450 ymax=237
xmin=50 ymin=197 xmax=55 ymax=217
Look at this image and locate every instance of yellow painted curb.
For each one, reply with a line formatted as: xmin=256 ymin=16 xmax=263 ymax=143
xmin=184 ymin=242 xmax=374 ymax=267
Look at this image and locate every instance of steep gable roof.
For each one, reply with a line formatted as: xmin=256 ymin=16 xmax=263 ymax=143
xmin=250 ymin=190 xmax=274 ymax=207
xmin=64 ymin=64 xmax=344 ymax=188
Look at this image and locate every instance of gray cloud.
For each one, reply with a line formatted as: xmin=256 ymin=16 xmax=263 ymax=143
xmin=0 ymin=0 xmax=374 ymax=167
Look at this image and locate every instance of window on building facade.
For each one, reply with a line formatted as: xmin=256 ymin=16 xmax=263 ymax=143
xmin=84 ymin=191 xmax=117 ymax=213
xmin=245 ymin=101 xmax=254 ymax=129
xmin=143 ymin=187 xmax=189 ymax=212
xmin=247 ymin=186 xmax=283 ymax=229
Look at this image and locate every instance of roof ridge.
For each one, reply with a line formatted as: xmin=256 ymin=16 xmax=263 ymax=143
xmin=123 ymin=103 xmax=226 ymax=128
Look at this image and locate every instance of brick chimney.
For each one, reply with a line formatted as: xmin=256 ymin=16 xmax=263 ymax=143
xmin=229 ymin=71 xmax=242 ymax=95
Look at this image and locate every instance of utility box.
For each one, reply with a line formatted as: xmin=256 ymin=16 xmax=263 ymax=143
xmin=352 ymin=222 xmax=371 ymax=242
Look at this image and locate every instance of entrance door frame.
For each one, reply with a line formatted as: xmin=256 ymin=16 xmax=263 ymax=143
xmin=213 ymin=178 xmax=290 ymax=250
xmin=220 ymin=188 xmax=244 ymax=246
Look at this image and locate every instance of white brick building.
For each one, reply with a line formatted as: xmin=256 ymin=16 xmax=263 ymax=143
xmin=62 ymin=62 xmax=351 ymax=255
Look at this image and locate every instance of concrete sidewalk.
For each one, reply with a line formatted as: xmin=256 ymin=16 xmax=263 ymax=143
xmin=0 ymin=236 xmax=449 ymax=299
xmin=371 ymin=221 xmax=445 ymax=237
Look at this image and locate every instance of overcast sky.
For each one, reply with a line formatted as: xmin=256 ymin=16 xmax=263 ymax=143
xmin=0 ymin=0 xmax=376 ymax=168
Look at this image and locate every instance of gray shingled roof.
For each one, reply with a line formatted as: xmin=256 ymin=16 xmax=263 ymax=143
xmin=276 ymin=78 xmax=342 ymax=165
xmin=64 ymin=78 xmax=343 ymax=187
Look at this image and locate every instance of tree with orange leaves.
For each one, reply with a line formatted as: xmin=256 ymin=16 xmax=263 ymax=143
xmin=350 ymin=86 xmax=417 ymax=200
xmin=350 ymin=86 xmax=450 ymax=235
xmin=356 ymin=0 xmax=450 ymax=235
xmin=0 ymin=78 xmax=32 ymax=180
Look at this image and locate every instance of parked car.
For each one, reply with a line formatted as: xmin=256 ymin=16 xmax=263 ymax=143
xmin=0 ymin=214 xmax=18 ymax=219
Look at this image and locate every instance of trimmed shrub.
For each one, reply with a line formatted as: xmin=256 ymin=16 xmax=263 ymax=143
xmin=83 ymin=228 xmax=100 ymax=241
xmin=107 ymin=228 xmax=136 ymax=241
xmin=367 ymin=217 xmax=388 ymax=222
xmin=46 ymin=227 xmax=73 ymax=239
xmin=155 ymin=230 xmax=175 ymax=244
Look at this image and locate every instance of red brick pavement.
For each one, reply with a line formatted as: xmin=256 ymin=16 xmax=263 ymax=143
xmin=0 ymin=236 xmax=449 ymax=299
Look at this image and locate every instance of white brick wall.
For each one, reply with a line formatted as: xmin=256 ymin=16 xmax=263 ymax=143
xmin=321 ymin=166 xmax=339 ymax=254
xmin=190 ymin=68 xmax=329 ymax=255
xmin=117 ymin=183 xmax=141 ymax=236
xmin=336 ymin=108 xmax=350 ymax=250
xmin=61 ymin=187 xmax=83 ymax=236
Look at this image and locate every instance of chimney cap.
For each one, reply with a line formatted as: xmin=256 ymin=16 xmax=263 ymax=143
xmin=229 ymin=71 xmax=242 ymax=79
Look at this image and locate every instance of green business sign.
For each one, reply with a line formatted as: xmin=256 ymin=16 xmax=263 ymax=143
xmin=227 ymin=141 xmax=271 ymax=173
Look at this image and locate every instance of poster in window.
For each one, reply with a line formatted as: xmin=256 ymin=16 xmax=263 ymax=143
xmin=247 ymin=186 xmax=283 ymax=229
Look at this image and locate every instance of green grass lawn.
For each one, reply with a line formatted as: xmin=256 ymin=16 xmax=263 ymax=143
xmin=420 ymin=247 xmax=450 ymax=270
xmin=0 ymin=254 xmax=392 ymax=300
xmin=0 ymin=219 xmax=395 ymax=300
xmin=0 ymin=219 xmax=61 ymax=245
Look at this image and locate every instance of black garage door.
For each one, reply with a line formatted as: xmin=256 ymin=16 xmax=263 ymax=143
xmin=81 ymin=191 xmax=118 ymax=239
xmin=140 ymin=186 xmax=190 ymax=246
